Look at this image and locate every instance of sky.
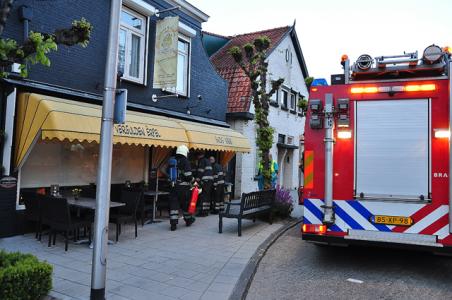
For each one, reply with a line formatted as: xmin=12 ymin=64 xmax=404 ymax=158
xmin=193 ymin=0 xmax=452 ymax=82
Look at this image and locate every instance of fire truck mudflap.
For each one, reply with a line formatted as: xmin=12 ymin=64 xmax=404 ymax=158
xmin=302 ymin=45 xmax=452 ymax=252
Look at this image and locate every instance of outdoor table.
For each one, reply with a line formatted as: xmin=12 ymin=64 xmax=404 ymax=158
xmin=67 ymin=197 xmax=125 ymax=209
xmin=143 ymin=190 xmax=170 ymax=224
xmin=67 ymin=197 xmax=125 ymax=247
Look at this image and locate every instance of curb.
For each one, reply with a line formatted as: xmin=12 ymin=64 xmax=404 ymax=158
xmin=229 ymin=217 xmax=303 ymax=300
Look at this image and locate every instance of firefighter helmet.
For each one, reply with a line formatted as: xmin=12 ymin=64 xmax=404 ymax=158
xmin=176 ymin=144 xmax=189 ymax=157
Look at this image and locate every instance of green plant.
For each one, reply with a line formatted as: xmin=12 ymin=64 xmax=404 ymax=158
xmin=0 ymin=17 xmax=92 ymax=78
xmin=0 ymin=250 xmax=53 ymax=300
xmin=229 ymin=36 xmax=284 ymax=189
xmin=305 ymin=76 xmax=314 ymax=89
xmin=297 ymin=96 xmax=308 ymax=115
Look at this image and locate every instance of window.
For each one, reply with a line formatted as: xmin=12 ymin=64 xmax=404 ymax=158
xmin=297 ymin=94 xmax=302 ymax=112
xmin=118 ymin=7 xmax=147 ymax=84
xmin=281 ymin=90 xmax=288 ymax=109
xmin=278 ymin=134 xmax=286 ymax=144
xmin=176 ymin=36 xmax=190 ymax=96
xmin=290 ymin=93 xmax=296 ymax=110
xmin=271 ymin=89 xmax=279 ymax=104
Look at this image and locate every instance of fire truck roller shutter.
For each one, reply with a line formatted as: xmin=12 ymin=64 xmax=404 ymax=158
xmin=355 ymin=99 xmax=429 ymax=200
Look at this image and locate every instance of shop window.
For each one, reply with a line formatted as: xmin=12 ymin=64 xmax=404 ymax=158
xmin=20 ymin=141 xmax=145 ymax=188
xmin=176 ymin=36 xmax=191 ymax=96
xmin=118 ymin=7 xmax=147 ymax=84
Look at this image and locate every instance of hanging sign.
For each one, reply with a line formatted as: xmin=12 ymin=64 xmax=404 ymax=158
xmin=153 ymin=16 xmax=179 ymax=90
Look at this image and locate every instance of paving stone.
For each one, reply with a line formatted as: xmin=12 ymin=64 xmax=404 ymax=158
xmin=200 ymin=290 xmax=229 ymax=300
xmin=179 ymin=290 xmax=204 ymax=300
xmin=0 ymin=214 xmax=284 ymax=300
xmin=212 ymin=274 xmax=240 ymax=285
xmin=205 ymin=282 xmax=235 ymax=294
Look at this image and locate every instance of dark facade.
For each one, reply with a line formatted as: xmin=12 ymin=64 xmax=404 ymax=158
xmin=1 ymin=0 xmax=228 ymax=122
xmin=0 ymin=0 xmax=232 ymax=237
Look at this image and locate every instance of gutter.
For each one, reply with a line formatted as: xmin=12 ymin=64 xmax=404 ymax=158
xmin=226 ymin=111 xmax=254 ymax=120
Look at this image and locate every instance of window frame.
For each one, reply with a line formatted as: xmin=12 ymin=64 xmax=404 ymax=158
xmin=281 ymin=89 xmax=289 ymax=110
xmin=290 ymin=92 xmax=296 ymax=111
xmin=118 ymin=6 xmax=148 ymax=85
xmin=176 ymin=34 xmax=191 ymax=97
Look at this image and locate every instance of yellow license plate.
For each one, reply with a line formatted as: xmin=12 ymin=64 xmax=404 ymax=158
xmin=372 ymin=215 xmax=413 ymax=226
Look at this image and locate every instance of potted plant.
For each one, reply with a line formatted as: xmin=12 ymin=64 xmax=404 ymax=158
xmin=71 ymin=188 xmax=82 ymax=200
xmin=274 ymin=185 xmax=294 ymax=219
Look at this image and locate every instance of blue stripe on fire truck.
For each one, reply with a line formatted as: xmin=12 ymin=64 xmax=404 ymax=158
xmin=346 ymin=200 xmax=391 ymax=232
xmin=304 ymin=198 xmax=392 ymax=233
xmin=303 ymin=199 xmax=342 ymax=232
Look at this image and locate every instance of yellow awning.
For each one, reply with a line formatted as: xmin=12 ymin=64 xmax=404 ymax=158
xmin=14 ymin=93 xmax=251 ymax=168
xmin=15 ymin=93 xmax=188 ymax=167
xmin=178 ymin=119 xmax=251 ymax=153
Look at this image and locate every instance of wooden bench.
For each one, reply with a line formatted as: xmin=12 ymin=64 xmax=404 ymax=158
xmin=218 ymin=189 xmax=275 ymax=236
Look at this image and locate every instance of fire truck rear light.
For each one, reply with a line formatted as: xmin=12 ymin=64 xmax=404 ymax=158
xmin=405 ymin=84 xmax=436 ymax=92
xmin=350 ymin=86 xmax=378 ymax=94
xmin=351 ymin=84 xmax=436 ymax=94
xmin=337 ymin=130 xmax=352 ymax=139
xmin=434 ymin=129 xmax=450 ymax=139
xmin=302 ymin=224 xmax=327 ymax=234
xmin=364 ymin=87 xmax=378 ymax=93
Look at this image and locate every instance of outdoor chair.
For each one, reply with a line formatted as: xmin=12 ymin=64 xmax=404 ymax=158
xmin=109 ymin=189 xmax=141 ymax=242
xmin=140 ymin=190 xmax=154 ymax=226
xmin=41 ymin=196 xmax=92 ymax=251
xmin=22 ymin=191 xmax=43 ymax=240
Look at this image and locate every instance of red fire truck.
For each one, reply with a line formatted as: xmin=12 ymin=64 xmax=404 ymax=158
xmin=302 ymin=45 xmax=452 ymax=252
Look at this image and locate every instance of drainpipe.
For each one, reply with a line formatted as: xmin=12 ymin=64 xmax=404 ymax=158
xmin=19 ymin=6 xmax=33 ymax=41
xmin=449 ymin=60 xmax=452 ymax=233
xmin=344 ymin=58 xmax=350 ymax=84
xmin=323 ymin=93 xmax=335 ymax=225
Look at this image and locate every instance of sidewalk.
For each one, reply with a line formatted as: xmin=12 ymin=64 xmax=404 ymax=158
xmin=0 ymin=214 xmax=283 ymax=300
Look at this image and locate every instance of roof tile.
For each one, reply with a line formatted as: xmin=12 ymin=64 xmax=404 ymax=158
xmin=210 ymin=26 xmax=291 ymax=113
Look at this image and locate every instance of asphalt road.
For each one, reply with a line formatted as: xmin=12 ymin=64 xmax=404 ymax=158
xmin=246 ymin=225 xmax=452 ymax=300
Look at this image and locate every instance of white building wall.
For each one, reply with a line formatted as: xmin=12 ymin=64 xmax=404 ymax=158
xmin=230 ymin=34 xmax=308 ymax=195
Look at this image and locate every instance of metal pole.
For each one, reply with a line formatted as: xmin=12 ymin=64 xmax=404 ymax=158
xmin=90 ymin=0 xmax=121 ymax=299
xmin=323 ymin=93 xmax=335 ymax=225
xmin=344 ymin=59 xmax=350 ymax=84
xmin=449 ymin=60 xmax=452 ymax=233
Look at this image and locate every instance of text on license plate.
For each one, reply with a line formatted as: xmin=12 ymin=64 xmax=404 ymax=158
xmin=371 ymin=215 xmax=413 ymax=226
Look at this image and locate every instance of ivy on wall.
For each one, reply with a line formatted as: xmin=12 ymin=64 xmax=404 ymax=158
xmin=229 ymin=36 xmax=284 ymax=189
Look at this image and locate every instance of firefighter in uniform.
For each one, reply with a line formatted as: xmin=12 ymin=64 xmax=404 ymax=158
xmin=210 ymin=156 xmax=225 ymax=214
xmin=196 ymin=151 xmax=213 ymax=216
xmin=169 ymin=145 xmax=195 ymax=231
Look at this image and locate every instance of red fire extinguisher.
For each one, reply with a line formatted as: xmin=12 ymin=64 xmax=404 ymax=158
xmin=188 ymin=185 xmax=200 ymax=214
xmin=298 ymin=186 xmax=304 ymax=205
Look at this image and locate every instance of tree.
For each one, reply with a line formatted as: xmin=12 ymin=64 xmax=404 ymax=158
xmin=0 ymin=0 xmax=92 ymax=77
xmin=229 ymin=36 xmax=284 ymax=189
xmin=304 ymin=76 xmax=314 ymax=90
